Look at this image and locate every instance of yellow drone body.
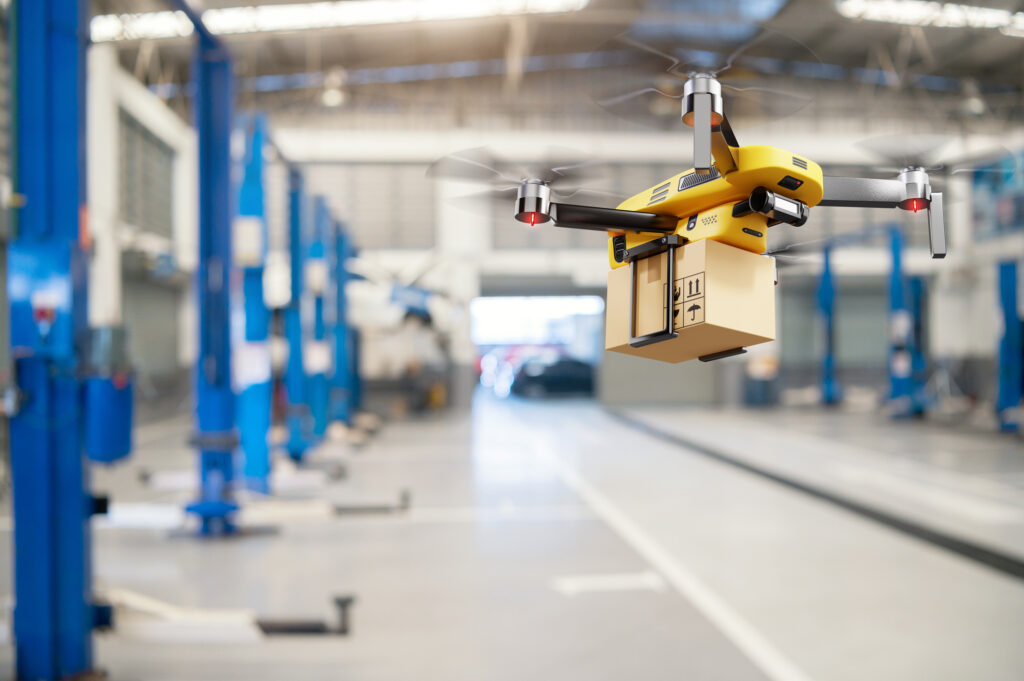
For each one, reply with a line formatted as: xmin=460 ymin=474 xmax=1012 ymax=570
xmin=606 ymin=145 xmax=824 ymax=268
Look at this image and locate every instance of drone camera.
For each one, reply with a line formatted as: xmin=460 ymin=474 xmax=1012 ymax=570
xmin=514 ymin=180 xmax=552 ymax=226
xmin=737 ymin=187 xmax=809 ymax=227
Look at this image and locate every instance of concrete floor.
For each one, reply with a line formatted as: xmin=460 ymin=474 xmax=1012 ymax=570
xmin=2 ymin=396 xmax=1024 ymax=680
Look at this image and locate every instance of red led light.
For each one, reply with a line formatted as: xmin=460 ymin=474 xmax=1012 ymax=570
xmin=908 ymin=198 xmax=923 ymax=212
xmin=33 ymin=307 xmax=56 ymax=324
xmin=527 ymin=212 xmax=537 ymax=226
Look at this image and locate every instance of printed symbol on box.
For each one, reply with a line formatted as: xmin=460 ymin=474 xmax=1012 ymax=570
xmin=683 ymin=298 xmax=704 ymax=327
xmin=683 ymin=273 xmax=704 ymax=300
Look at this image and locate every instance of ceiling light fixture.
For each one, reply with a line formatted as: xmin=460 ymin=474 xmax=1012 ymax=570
xmin=321 ymin=68 xmax=349 ymax=108
xmin=835 ymin=0 xmax=1024 ymax=37
xmin=91 ymin=0 xmax=590 ymax=43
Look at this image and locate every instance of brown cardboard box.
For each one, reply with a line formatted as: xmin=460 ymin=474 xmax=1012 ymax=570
xmin=605 ymin=239 xmax=775 ymax=363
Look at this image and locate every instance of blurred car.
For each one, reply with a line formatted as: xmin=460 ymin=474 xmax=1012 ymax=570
xmin=509 ymin=357 xmax=595 ymax=398
xmin=479 ymin=344 xmax=563 ymax=396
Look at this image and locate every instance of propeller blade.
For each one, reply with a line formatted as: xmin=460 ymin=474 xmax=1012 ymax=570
xmin=427 ymin=147 xmax=518 ymax=185
xmin=430 ymin=146 xmax=613 ymax=195
xmin=764 ymin=235 xmax=838 ymax=257
xmin=446 ymin=186 xmax=520 ymax=217
xmin=520 ymin=146 xmax=612 ymax=190
xmin=856 ymin=134 xmax=950 ymax=170
xmin=557 ymin=187 xmax=627 ymax=208
xmin=447 ymin=185 xmax=625 ymax=219
xmin=585 ymin=27 xmax=822 ymax=129
xmin=854 ymin=134 xmax=1021 ymax=181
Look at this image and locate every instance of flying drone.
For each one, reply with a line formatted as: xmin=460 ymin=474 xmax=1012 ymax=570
xmin=431 ymin=31 xmax=954 ymax=364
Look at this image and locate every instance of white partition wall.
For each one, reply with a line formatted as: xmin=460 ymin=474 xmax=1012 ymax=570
xmin=87 ymin=44 xmax=199 ymax=381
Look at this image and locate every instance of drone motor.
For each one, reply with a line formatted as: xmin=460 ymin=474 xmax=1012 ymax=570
xmin=681 ymin=74 xmax=724 ymax=127
xmin=514 ymin=180 xmax=552 ymax=226
xmin=897 ymin=166 xmax=931 ymax=212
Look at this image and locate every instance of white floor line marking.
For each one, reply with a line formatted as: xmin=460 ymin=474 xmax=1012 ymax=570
xmin=551 ymin=570 xmax=667 ymax=597
xmin=538 ymin=442 xmax=815 ymax=681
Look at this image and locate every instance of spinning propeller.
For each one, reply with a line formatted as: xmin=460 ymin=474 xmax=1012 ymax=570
xmin=855 ymin=134 xmax=1021 ymax=178
xmin=426 ymin=146 xmax=656 ymax=230
xmin=586 ymin=28 xmax=820 ymax=175
xmin=587 ymin=28 xmax=821 ymax=128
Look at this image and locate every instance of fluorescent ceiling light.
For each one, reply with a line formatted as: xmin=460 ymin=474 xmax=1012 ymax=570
xmin=836 ymin=0 xmax=1024 ymax=36
xmin=91 ymin=0 xmax=590 ymax=42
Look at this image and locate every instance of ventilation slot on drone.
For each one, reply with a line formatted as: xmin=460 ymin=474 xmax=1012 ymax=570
xmin=649 ymin=191 xmax=670 ymax=205
xmin=677 ymin=168 xmax=720 ymax=192
xmin=792 ymin=157 xmax=808 ymax=170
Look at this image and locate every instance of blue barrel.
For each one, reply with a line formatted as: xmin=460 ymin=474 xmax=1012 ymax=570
xmin=84 ymin=375 xmax=133 ymax=463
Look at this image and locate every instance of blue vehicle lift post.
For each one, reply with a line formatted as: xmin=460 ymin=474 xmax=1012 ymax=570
xmin=907 ymin=275 xmax=929 ymax=411
xmin=811 ymin=223 xmax=928 ymax=415
xmin=817 ymin=244 xmax=842 ymax=405
xmin=9 ymin=0 xmax=133 ymax=676
xmin=329 ymin=221 xmax=355 ymax=424
xmin=284 ymin=169 xmax=314 ymax=461
xmin=887 ymin=226 xmax=929 ymax=418
xmin=176 ymin=3 xmax=239 ymax=534
xmin=234 ymin=113 xmax=273 ymax=492
xmin=996 ymin=260 xmax=1022 ymax=432
xmin=307 ymin=197 xmax=331 ymax=439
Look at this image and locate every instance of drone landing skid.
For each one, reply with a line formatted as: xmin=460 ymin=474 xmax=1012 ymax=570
xmin=699 ymin=347 xmax=748 ymax=363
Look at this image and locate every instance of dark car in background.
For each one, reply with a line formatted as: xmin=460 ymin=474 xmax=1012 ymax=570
xmin=510 ymin=356 xmax=595 ymax=398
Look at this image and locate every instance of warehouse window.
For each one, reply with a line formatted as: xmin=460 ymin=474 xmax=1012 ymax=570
xmin=118 ymin=108 xmax=175 ymax=238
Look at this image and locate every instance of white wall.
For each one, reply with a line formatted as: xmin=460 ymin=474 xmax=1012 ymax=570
xmin=87 ymin=44 xmax=198 ymax=368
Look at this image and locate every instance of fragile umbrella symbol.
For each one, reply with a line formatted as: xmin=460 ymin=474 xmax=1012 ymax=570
xmin=687 ymin=303 xmax=701 ymax=321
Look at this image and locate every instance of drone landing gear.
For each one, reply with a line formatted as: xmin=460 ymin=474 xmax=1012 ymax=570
xmin=699 ymin=347 xmax=748 ymax=363
xmin=626 ymin=235 xmax=687 ymax=349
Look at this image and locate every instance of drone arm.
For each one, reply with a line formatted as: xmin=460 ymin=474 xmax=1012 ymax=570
xmin=693 ymin=94 xmax=712 ymax=174
xmin=818 ymin=176 xmax=903 ymax=208
xmin=711 ymin=116 xmax=739 ymax=175
xmin=818 ymin=176 xmax=947 ymax=259
xmin=550 ymin=203 xmax=677 ymax=233
xmin=928 ymin=192 xmax=946 ymax=259
xmin=692 ymin=100 xmax=738 ymax=175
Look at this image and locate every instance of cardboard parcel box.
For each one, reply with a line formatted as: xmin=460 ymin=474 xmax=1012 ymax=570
xmin=606 ymin=239 xmax=775 ymax=363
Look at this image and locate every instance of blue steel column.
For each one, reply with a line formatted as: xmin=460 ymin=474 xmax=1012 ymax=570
xmin=996 ymin=261 xmax=1022 ymax=432
xmin=887 ymin=226 xmax=915 ymax=417
xmin=9 ymin=0 xmax=97 ymax=677
xmin=329 ymin=221 xmax=354 ymax=424
xmin=307 ymin=197 xmax=330 ymax=439
xmin=907 ymin=276 xmax=929 ymax=415
xmin=235 ymin=113 xmax=272 ymax=492
xmin=185 ymin=30 xmax=239 ymax=534
xmin=817 ymin=244 xmax=841 ymax=406
xmin=351 ymin=328 xmax=364 ymax=413
xmin=284 ymin=170 xmax=313 ymax=460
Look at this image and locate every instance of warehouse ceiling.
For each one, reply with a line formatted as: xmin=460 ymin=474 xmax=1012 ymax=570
xmin=91 ymin=0 xmax=1024 ymax=126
